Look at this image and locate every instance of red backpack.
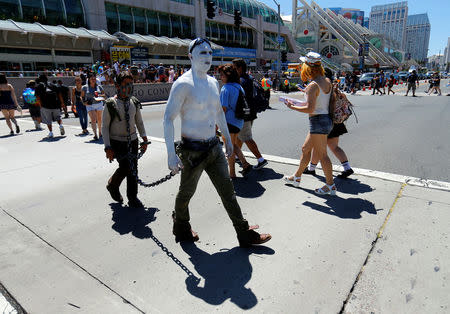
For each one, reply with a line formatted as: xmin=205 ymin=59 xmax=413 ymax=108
xmin=329 ymin=87 xmax=356 ymax=124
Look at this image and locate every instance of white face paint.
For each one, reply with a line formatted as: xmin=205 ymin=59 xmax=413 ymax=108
xmin=189 ymin=42 xmax=213 ymax=74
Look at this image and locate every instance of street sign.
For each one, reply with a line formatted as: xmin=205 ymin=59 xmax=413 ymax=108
xmin=277 ymin=36 xmax=284 ymax=44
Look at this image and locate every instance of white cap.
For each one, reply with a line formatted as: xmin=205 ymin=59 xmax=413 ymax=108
xmin=300 ymin=52 xmax=322 ymax=64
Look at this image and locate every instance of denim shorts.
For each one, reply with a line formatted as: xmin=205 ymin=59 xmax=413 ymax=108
xmin=309 ymin=114 xmax=333 ymax=135
xmin=86 ymin=102 xmax=103 ymax=112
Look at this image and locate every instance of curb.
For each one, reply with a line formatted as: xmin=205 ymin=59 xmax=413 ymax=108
xmin=244 ymin=151 xmax=450 ymax=192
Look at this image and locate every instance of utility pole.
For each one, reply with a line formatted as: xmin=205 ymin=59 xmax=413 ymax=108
xmin=273 ymin=0 xmax=281 ymax=82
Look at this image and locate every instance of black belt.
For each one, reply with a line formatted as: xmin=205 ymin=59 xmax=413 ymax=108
xmin=180 ymin=137 xmax=219 ymax=152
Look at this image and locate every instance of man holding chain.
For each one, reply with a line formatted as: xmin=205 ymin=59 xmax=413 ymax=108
xmin=164 ymin=38 xmax=271 ymax=247
xmin=102 ymin=71 xmax=148 ymax=208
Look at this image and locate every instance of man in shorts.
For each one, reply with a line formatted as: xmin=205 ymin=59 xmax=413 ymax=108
xmin=405 ymin=70 xmax=419 ymax=97
xmin=232 ymin=59 xmax=268 ymax=171
xmin=35 ymin=74 xmax=65 ymax=138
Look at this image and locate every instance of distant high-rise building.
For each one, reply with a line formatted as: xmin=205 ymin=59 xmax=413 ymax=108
xmin=444 ymin=37 xmax=450 ymax=70
xmin=369 ymin=1 xmax=408 ymax=49
xmin=405 ymin=14 xmax=430 ymax=62
xmin=327 ymin=7 xmax=364 ymax=25
xmin=363 ymin=17 xmax=369 ymax=28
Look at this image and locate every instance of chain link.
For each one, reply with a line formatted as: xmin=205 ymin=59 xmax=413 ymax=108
xmin=121 ymin=99 xmax=177 ymax=188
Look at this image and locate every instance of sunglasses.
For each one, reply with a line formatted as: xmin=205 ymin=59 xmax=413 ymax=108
xmin=189 ymin=37 xmax=211 ymax=54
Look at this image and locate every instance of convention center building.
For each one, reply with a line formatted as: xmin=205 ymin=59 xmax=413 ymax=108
xmin=0 ymin=0 xmax=297 ymax=72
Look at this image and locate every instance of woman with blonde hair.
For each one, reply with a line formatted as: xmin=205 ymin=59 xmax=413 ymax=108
xmin=282 ymin=52 xmax=336 ymax=195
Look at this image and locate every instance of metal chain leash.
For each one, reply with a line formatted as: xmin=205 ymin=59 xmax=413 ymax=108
xmin=121 ymin=98 xmax=177 ymax=188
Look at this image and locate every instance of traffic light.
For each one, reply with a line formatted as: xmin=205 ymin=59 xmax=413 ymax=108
xmin=281 ymin=50 xmax=287 ymax=63
xmin=234 ymin=10 xmax=242 ymax=28
xmin=206 ymin=0 xmax=215 ymax=19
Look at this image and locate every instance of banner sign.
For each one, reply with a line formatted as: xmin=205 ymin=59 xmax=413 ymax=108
xmin=131 ymin=47 xmax=149 ymax=60
xmin=110 ymin=46 xmax=131 ymax=63
xmin=213 ymin=47 xmax=256 ymax=59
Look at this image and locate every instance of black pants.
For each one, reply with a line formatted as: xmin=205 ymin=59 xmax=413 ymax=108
xmin=263 ymin=89 xmax=270 ymax=102
xmin=110 ymin=139 xmax=139 ymax=200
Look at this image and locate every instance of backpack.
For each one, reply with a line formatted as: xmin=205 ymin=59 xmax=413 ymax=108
xmin=250 ymin=79 xmax=269 ymax=113
xmin=105 ymin=96 xmax=142 ymax=124
xmin=23 ymin=88 xmax=37 ymax=105
xmin=231 ymin=86 xmax=251 ymax=120
xmin=329 ymin=87 xmax=355 ymax=124
xmin=43 ymin=83 xmax=59 ymax=109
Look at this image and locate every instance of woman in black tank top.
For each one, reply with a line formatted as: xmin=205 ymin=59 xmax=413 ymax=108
xmin=0 ymin=73 xmax=20 ymax=135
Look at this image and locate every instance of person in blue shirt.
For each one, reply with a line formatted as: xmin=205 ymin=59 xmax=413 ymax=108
xmin=218 ymin=64 xmax=252 ymax=178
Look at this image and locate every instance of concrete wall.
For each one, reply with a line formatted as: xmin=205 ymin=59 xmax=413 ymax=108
xmin=7 ymin=77 xmax=173 ymax=104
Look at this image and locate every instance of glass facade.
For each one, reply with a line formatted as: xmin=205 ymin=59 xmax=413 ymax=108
xmin=104 ymin=2 xmax=194 ymax=39
xmin=171 ymin=0 xmax=192 ymax=4
xmin=205 ymin=21 xmax=254 ymax=49
xmin=0 ymin=0 xmax=85 ymax=27
xmin=264 ymin=32 xmax=290 ymax=52
xmin=204 ymin=0 xmax=282 ymax=24
xmin=0 ymin=0 xmax=21 ymax=20
xmin=63 ymin=0 xmax=85 ymax=28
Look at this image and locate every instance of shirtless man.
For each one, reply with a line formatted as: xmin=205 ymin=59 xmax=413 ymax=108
xmin=164 ymin=38 xmax=271 ymax=247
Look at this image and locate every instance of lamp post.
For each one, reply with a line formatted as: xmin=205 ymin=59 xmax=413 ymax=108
xmin=272 ymin=0 xmax=281 ymax=81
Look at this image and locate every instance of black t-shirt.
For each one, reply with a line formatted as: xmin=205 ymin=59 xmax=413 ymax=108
xmin=407 ymin=73 xmax=418 ymax=84
xmin=239 ymin=73 xmax=257 ymax=121
xmin=58 ymin=84 xmax=69 ymax=103
xmin=35 ymin=82 xmax=60 ymax=109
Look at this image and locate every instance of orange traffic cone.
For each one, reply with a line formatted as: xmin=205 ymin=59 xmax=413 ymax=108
xmin=363 ymin=86 xmax=366 ymax=91
xmin=400 ymin=81 xmax=403 ymax=85
xmin=369 ymin=86 xmax=371 ymax=90
xmin=396 ymin=82 xmax=398 ymax=85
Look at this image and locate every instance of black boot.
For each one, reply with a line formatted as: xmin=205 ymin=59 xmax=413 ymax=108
xmin=106 ymin=176 xmax=124 ymax=203
xmin=172 ymin=212 xmax=199 ymax=242
xmin=237 ymin=225 xmax=272 ymax=248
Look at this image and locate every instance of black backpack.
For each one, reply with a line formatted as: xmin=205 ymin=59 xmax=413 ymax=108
xmin=251 ymin=79 xmax=269 ymax=113
xmin=232 ymin=86 xmax=251 ymax=120
xmin=43 ymin=83 xmax=59 ymax=109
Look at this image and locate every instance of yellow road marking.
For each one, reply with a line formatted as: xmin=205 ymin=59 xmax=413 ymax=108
xmin=377 ymin=183 xmax=407 ymax=238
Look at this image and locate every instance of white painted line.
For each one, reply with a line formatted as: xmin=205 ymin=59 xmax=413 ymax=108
xmin=17 ymin=119 xmax=450 ymax=191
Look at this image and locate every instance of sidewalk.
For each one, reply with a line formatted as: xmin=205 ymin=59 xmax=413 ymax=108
xmin=0 ymin=120 xmax=449 ymax=313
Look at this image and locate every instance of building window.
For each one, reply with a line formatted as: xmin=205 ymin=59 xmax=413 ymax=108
xmin=159 ymin=12 xmax=171 ymax=37
xmin=63 ymin=0 xmax=85 ymax=27
xmin=133 ymin=7 xmax=147 ymax=35
xmin=43 ymin=0 xmax=66 ymax=25
xmin=105 ymin=2 xmax=119 ymax=33
xmin=147 ymin=11 xmax=158 ymax=35
xmin=171 ymin=0 xmax=192 ymax=4
xmin=118 ymin=4 xmax=133 ymax=33
xmin=21 ymin=0 xmax=45 ymax=23
xmin=55 ymin=50 xmax=91 ymax=57
xmin=0 ymin=0 xmax=21 ymax=20
xmin=180 ymin=16 xmax=193 ymax=38
xmin=170 ymin=14 xmax=182 ymax=38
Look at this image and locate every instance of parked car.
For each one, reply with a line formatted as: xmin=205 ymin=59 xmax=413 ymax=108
xmin=359 ymin=72 xmax=377 ymax=86
xmin=398 ymin=71 xmax=409 ymax=82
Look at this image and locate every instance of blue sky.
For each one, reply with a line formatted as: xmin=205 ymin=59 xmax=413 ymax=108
xmin=259 ymin=0 xmax=449 ymax=56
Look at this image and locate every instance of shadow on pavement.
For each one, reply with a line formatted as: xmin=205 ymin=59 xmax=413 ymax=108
xmin=25 ymin=128 xmax=45 ymax=133
xmin=38 ymin=135 xmax=65 ymax=142
xmin=181 ymin=242 xmax=275 ymax=310
xmin=85 ymin=137 xmax=104 ymax=144
xmin=0 ymin=133 xmax=21 ymax=138
xmin=110 ymin=203 xmax=158 ymax=238
xmin=301 ymin=188 xmax=381 ymax=219
xmin=232 ymin=168 xmax=283 ymax=199
xmin=333 ymin=177 xmax=373 ymax=195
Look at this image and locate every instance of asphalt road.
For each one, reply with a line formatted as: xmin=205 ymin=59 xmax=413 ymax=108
xmin=62 ymin=80 xmax=450 ymax=182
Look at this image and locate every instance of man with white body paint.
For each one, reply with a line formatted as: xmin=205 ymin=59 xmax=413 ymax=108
xmin=164 ymin=38 xmax=271 ymax=247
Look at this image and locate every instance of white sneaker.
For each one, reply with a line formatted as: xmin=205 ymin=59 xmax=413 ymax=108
xmin=59 ymin=125 xmax=65 ymax=136
xmin=48 ymin=131 xmax=54 ymax=138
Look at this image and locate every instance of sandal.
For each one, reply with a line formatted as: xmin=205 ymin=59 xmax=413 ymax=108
xmin=315 ymin=184 xmax=337 ymax=195
xmin=283 ymin=175 xmax=301 ymax=187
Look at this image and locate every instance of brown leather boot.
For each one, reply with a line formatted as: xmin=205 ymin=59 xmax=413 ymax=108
xmin=172 ymin=212 xmax=199 ymax=242
xmin=237 ymin=225 xmax=272 ymax=248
